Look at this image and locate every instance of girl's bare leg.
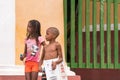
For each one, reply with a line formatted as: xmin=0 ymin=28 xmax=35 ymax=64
xmin=25 ymin=72 xmax=31 ymax=80
xmin=31 ymin=72 xmax=38 ymax=80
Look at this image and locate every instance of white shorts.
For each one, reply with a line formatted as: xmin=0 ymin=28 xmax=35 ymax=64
xmin=43 ymin=58 xmax=68 ymax=80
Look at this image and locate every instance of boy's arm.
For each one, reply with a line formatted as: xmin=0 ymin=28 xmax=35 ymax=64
xmin=55 ymin=43 xmax=63 ymax=64
xmin=52 ymin=43 xmax=63 ymax=70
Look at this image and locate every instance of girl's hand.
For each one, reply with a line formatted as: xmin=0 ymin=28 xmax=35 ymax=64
xmin=39 ymin=66 xmax=42 ymax=72
xmin=52 ymin=61 xmax=56 ymax=70
xmin=20 ymin=55 xmax=24 ymax=61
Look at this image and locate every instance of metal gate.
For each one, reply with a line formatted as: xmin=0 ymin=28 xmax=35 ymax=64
xmin=64 ymin=0 xmax=120 ymax=68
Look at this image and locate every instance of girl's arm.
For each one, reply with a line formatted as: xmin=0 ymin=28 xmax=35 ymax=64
xmin=20 ymin=44 xmax=27 ymax=61
xmin=39 ymin=46 xmax=45 ymax=72
xmin=41 ymin=41 xmax=46 ymax=46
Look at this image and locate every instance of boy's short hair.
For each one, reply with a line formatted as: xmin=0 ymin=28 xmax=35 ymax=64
xmin=47 ymin=27 xmax=59 ymax=38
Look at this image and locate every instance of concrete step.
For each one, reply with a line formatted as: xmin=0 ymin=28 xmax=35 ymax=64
xmin=0 ymin=75 xmax=81 ymax=80
xmin=0 ymin=66 xmax=81 ymax=80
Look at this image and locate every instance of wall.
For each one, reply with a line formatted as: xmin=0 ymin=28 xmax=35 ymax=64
xmin=0 ymin=0 xmax=64 ymax=66
xmin=16 ymin=0 xmax=64 ymax=65
xmin=0 ymin=0 xmax=15 ymax=66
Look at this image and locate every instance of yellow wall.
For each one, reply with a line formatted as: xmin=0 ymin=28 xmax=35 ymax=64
xmin=81 ymin=1 xmax=120 ymax=28
xmin=16 ymin=0 xmax=64 ymax=65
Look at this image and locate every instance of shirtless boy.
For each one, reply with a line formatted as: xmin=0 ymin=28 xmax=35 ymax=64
xmin=39 ymin=27 xmax=64 ymax=80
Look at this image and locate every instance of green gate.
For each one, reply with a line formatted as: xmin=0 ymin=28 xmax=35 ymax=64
xmin=64 ymin=0 xmax=120 ymax=69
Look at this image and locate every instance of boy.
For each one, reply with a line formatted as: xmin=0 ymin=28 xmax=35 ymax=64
xmin=39 ymin=27 xmax=67 ymax=80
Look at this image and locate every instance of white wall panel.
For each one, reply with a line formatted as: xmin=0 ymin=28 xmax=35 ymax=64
xmin=0 ymin=0 xmax=15 ymax=66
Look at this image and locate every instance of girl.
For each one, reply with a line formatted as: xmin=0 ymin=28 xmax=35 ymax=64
xmin=20 ymin=19 xmax=45 ymax=80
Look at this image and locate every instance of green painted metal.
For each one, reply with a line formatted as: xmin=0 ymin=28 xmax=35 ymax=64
xmin=63 ymin=0 xmax=68 ymax=65
xmin=70 ymin=0 xmax=78 ymax=68
xmin=100 ymin=0 xmax=107 ymax=68
xmin=114 ymin=0 xmax=119 ymax=68
xmin=64 ymin=0 xmax=120 ymax=69
xmin=78 ymin=0 xmax=84 ymax=68
xmin=106 ymin=0 xmax=114 ymax=68
xmin=86 ymin=0 xmax=92 ymax=68
xmin=92 ymin=0 xmax=100 ymax=68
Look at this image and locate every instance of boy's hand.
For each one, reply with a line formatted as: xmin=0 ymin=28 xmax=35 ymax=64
xmin=52 ymin=61 xmax=56 ymax=70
